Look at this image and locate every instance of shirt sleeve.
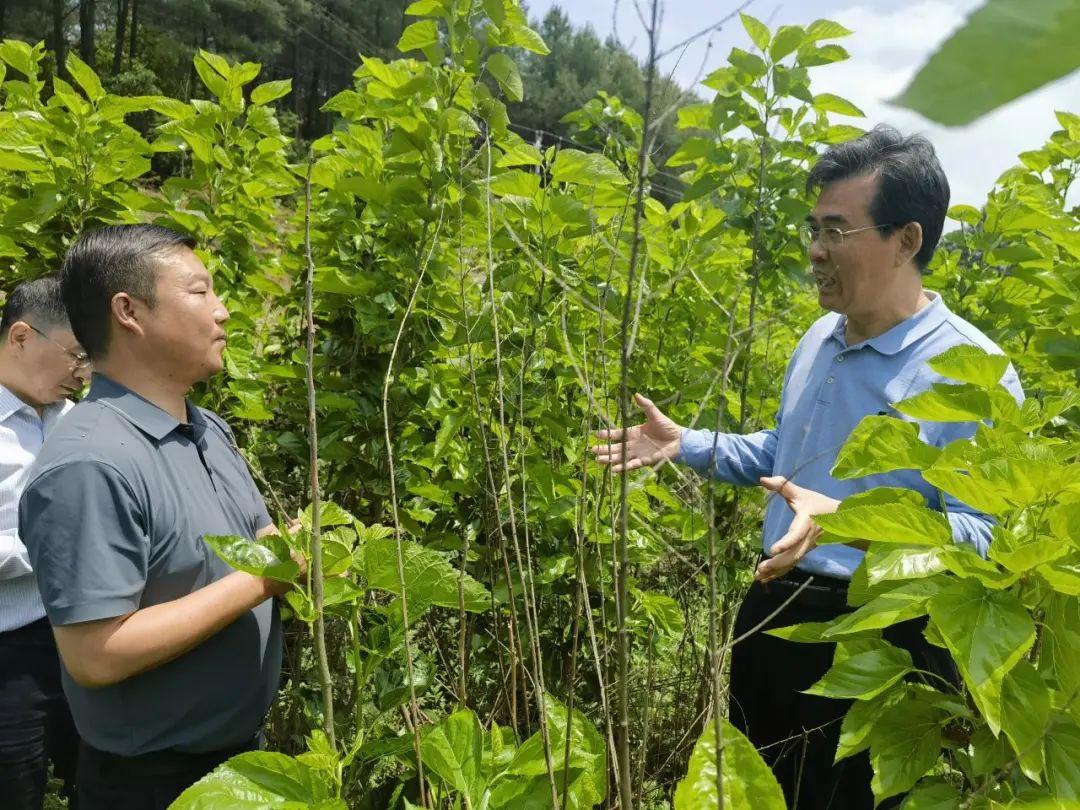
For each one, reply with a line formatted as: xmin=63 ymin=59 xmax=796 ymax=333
xmin=677 ymin=427 xmax=779 ymax=486
xmin=0 ymin=528 xmax=33 ymax=579
xmin=19 ymin=460 xmax=149 ymax=626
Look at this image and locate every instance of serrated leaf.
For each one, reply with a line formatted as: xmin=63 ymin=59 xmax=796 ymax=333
xmin=926 ymin=344 xmax=1010 ymax=389
xmin=822 ymin=579 xmax=945 ymax=638
xmin=65 ymin=52 xmax=104 ymax=101
xmin=398 ymin=20 xmax=440 ymax=52
xmin=550 ymin=149 xmax=627 ymax=186
xmin=1045 ymin=714 xmax=1080 ymax=800
xmin=832 ymin=415 xmax=941 ymax=479
xmin=814 ymin=502 xmax=951 ymax=546
xmin=804 ymin=19 xmax=853 ymax=42
xmin=769 ymin=25 xmax=806 ymax=61
xmin=804 ymin=645 xmax=912 ymax=700
xmin=1000 ymin=660 xmax=1049 ymax=780
xmin=251 ymin=79 xmax=292 ymax=105
xmin=812 ymin=92 xmax=864 ymax=117
xmin=204 ymin=534 xmax=299 ymax=582
xmin=927 ymin=578 xmax=1035 ymax=734
xmin=362 ymin=536 xmax=489 ymax=612
xmin=171 ymin=751 xmax=342 ymax=808
xmin=894 ymin=382 xmax=991 ymax=422
xmin=892 ymin=0 xmax=1080 ymax=126
xmin=673 ymin=718 xmax=785 ymax=810
xmin=739 ymin=13 xmax=771 ymax=51
xmin=421 ymin=709 xmax=485 ymax=806
xmin=486 ymin=52 xmax=523 ymax=102
xmin=868 ymin=692 xmax=943 ymax=802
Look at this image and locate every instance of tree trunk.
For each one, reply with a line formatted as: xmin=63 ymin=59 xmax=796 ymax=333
xmin=79 ymin=0 xmax=95 ymax=68
xmin=51 ymin=0 xmax=67 ymax=78
xmin=128 ymin=0 xmax=138 ymax=64
xmin=112 ymin=0 xmax=128 ymax=74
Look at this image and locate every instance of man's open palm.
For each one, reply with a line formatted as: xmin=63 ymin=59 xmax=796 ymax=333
xmin=590 ymin=394 xmax=683 ymax=472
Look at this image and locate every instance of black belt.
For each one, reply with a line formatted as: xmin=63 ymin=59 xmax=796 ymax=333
xmin=759 ymin=560 xmax=851 ymax=609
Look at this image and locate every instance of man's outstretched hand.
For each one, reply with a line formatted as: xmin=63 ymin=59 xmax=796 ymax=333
xmin=590 ymin=394 xmax=684 ymax=473
xmin=755 ymin=476 xmax=841 ymax=583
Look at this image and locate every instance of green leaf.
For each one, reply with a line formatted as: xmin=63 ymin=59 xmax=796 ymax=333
xmin=836 ymin=692 xmax=892 ymax=762
xmin=804 ymin=645 xmax=912 ymax=700
xmin=505 ymin=23 xmax=550 ymax=55
xmin=0 ymin=40 xmax=39 ymax=77
xmin=811 ymin=92 xmax=864 ymax=117
xmin=927 ymin=578 xmax=1035 ymax=734
xmin=814 ymin=502 xmax=952 ymax=546
xmin=65 ymin=52 xmax=104 ymax=101
xmin=398 ymin=20 xmax=440 ymax=52
xmin=1042 ymin=594 xmax=1080 ymax=698
xmin=171 ymin=751 xmax=343 ymax=808
xmin=832 ymin=415 xmax=941 ymax=479
xmin=926 ymin=344 xmax=1011 ymax=389
xmin=893 ymin=383 xmax=991 ymax=422
xmin=495 ymin=694 xmax=606 ymax=808
xmin=1045 ymin=714 xmax=1080 ymax=800
xmin=868 ymin=692 xmax=943 ymax=802
xmin=421 ymin=709 xmax=485 ymax=805
xmin=739 ymin=13 xmax=771 ymax=51
xmin=728 ymin=47 xmax=767 ymax=78
xmin=485 ymin=53 xmax=523 ymax=102
xmin=803 ymin=19 xmax=853 ymax=42
xmin=673 ymin=718 xmax=786 ymax=810
xmin=769 ymin=25 xmax=806 ymax=61
xmin=204 ymin=534 xmax=299 ymax=582
xmin=1000 ymin=660 xmax=1050 ymax=780
xmin=550 ymin=149 xmax=627 ymax=186
xmin=634 ymin=589 xmax=685 ymax=638
xmin=892 ymin=0 xmax=1080 ymax=126
xmin=251 ymin=79 xmax=292 ymax=105
xmin=899 ymin=780 xmax=962 ymax=809
xmin=863 ymin=545 xmax=948 ymax=585
xmin=822 ymin=579 xmax=945 ymax=638
xmin=362 ymin=536 xmax=489 ymax=612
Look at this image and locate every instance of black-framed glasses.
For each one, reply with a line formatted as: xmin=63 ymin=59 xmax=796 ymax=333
xmin=797 ymin=223 xmax=894 ymax=249
xmin=26 ymin=323 xmax=91 ymax=369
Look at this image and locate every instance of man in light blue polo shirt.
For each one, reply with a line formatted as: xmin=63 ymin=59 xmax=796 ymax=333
xmin=592 ymin=125 xmax=1023 ymax=809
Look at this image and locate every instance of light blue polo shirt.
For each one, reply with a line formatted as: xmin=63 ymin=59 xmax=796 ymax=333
xmin=679 ymin=292 xmax=1024 ymax=580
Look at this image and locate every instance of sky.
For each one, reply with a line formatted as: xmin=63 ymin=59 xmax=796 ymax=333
xmin=524 ymin=0 xmax=1080 ymax=206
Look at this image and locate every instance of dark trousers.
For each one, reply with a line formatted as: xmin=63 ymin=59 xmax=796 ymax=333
xmin=0 ymin=617 xmax=80 ymax=810
xmin=77 ymin=733 xmax=262 ymax=810
xmin=729 ymin=571 xmax=959 ymax=810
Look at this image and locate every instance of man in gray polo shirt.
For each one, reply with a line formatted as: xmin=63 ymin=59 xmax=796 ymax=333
xmin=19 ymin=225 xmax=293 ymax=810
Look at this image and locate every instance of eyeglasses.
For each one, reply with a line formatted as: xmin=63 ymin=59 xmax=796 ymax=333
xmin=26 ymin=323 xmax=91 ymax=369
xmin=797 ymin=223 xmax=894 ymax=249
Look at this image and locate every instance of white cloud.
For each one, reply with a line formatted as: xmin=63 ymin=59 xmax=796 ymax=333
xmin=527 ymin=0 xmax=1080 ymax=206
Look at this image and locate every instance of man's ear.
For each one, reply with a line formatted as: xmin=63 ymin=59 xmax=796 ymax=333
xmin=897 ymin=222 xmax=923 ymax=267
xmin=5 ymin=321 xmax=32 ymax=350
xmin=110 ymin=292 xmax=147 ymax=338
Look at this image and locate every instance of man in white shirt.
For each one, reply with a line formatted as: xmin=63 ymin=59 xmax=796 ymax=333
xmin=0 ymin=278 xmax=90 ymax=809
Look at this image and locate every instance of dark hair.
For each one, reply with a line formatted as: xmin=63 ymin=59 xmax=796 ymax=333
xmin=60 ymin=224 xmax=196 ymax=359
xmin=0 ymin=277 xmax=69 ymax=338
xmin=807 ymin=124 xmax=950 ymax=272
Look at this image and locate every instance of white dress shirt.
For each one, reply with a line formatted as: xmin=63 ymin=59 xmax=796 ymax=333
xmin=0 ymin=383 xmax=72 ymax=632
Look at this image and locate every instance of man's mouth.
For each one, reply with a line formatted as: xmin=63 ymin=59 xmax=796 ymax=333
xmin=812 ymin=266 xmax=838 ymax=292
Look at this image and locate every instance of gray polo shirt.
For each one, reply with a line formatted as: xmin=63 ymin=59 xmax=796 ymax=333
xmin=19 ymin=374 xmax=281 ymax=756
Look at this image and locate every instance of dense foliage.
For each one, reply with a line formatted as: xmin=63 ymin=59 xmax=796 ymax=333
xmin=1 ymin=2 xmax=1077 ymax=807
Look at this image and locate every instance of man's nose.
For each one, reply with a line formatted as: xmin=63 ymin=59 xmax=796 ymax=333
xmin=808 ymin=240 xmax=830 ymax=264
xmin=73 ymin=365 xmax=91 ymax=386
